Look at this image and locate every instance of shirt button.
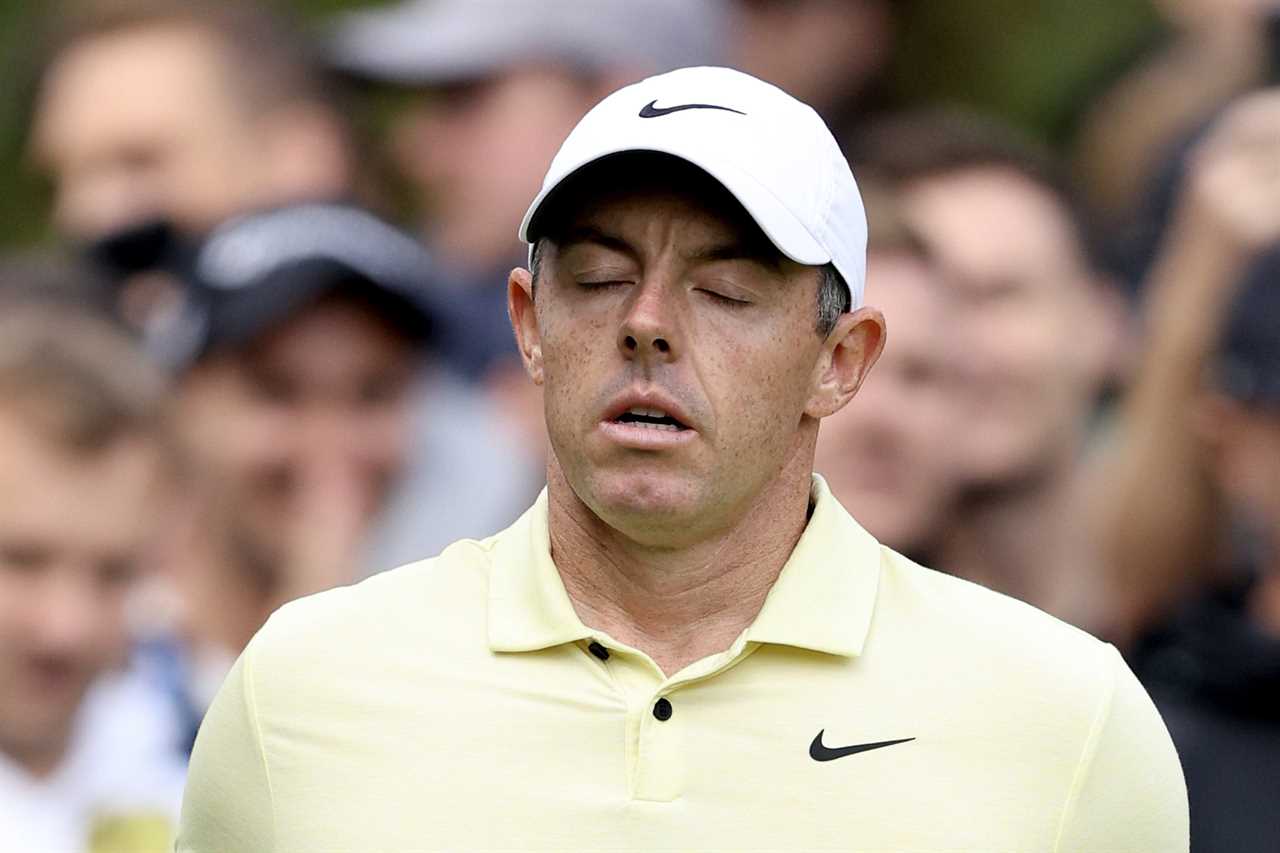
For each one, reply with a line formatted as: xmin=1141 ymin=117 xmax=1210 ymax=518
xmin=653 ymin=697 xmax=673 ymax=721
xmin=587 ymin=641 xmax=609 ymax=661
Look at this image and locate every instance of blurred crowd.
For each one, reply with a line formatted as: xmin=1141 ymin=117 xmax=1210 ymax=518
xmin=0 ymin=0 xmax=1277 ymax=850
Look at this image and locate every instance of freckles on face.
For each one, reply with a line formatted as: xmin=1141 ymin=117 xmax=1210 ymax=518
xmin=533 ymin=185 xmax=825 ymax=528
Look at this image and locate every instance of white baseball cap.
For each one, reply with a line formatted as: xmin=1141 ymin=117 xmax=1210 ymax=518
xmin=519 ymin=66 xmax=867 ymax=307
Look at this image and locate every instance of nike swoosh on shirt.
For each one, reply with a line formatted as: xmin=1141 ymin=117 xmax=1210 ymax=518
xmin=638 ymin=100 xmax=746 ymax=118
xmin=809 ymin=730 xmax=915 ymax=762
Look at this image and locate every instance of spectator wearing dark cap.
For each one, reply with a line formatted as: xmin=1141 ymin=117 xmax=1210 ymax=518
xmin=1092 ymin=89 xmax=1280 ymax=850
xmin=138 ymin=203 xmax=531 ymax=754
xmin=1128 ymin=266 xmax=1280 ymax=853
xmin=329 ymin=0 xmax=724 ymax=383
xmin=1095 ymin=89 xmax=1280 ymax=642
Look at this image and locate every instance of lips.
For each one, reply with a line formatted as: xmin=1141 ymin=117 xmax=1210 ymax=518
xmin=599 ymin=389 xmax=698 ymax=449
xmin=601 ymin=391 xmax=695 ymax=433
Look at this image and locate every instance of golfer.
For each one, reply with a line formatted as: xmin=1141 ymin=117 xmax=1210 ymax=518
xmin=178 ymin=67 xmax=1188 ymax=851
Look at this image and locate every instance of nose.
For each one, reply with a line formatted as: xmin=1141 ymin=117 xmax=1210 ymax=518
xmin=617 ymin=280 xmax=678 ymax=363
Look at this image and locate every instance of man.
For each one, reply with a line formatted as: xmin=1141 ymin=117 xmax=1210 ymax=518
xmin=814 ymin=183 xmax=961 ymax=558
xmin=29 ymin=0 xmax=355 ymax=327
xmin=31 ymin=0 xmax=352 ymax=244
xmin=852 ymin=112 xmax=1126 ymax=630
xmin=179 ymin=67 xmax=1186 ymax=850
xmin=1095 ymin=89 xmax=1280 ymax=851
xmin=1131 ymin=267 xmax=1280 ymax=853
xmin=140 ymin=203 xmax=530 ymax=751
xmin=330 ymin=0 xmax=722 ymax=383
xmin=0 ymin=295 xmax=181 ymax=852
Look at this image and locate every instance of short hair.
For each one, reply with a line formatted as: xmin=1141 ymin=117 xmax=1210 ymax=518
xmin=35 ymin=0 xmax=339 ymax=121
xmin=848 ymin=109 xmax=1103 ymax=268
xmin=0 ymin=287 xmax=167 ymax=454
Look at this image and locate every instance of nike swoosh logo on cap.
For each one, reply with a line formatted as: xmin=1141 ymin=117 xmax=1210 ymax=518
xmin=809 ymin=730 xmax=915 ymax=762
xmin=638 ymin=100 xmax=746 ymax=118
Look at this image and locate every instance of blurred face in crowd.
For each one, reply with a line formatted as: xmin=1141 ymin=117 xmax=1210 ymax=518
xmin=902 ymin=167 xmax=1114 ymax=486
xmin=510 ymin=172 xmax=883 ymax=546
xmin=31 ymin=22 xmax=348 ymax=241
xmin=730 ymin=0 xmax=892 ymax=117
xmin=814 ymin=250 xmax=959 ymax=553
xmin=0 ymin=412 xmax=161 ymax=775
xmin=174 ymin=295 xmax=419 ymax=560
xmin=391 ymin=65 xmax=601 ymax=271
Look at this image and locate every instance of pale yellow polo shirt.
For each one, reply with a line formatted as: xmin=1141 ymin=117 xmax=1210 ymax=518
xmin=178 ymin=476 xmax=1187 ymax=852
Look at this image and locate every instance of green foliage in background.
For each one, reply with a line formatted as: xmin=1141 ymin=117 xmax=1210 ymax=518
xmin=0 ymin=0 xmax=1159 ymax=249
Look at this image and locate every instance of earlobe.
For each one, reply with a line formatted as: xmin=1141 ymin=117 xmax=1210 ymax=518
xmin=805 ymin=307 xmax=886 ymax=419
xmin=507 ymin=268 xmax=544 ymax=385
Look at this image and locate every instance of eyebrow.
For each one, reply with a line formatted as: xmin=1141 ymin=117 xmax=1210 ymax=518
xmin=557 ymin=225 xmax=784 ymax=273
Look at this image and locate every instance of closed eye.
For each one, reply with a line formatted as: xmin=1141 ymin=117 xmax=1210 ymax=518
xmin=694 ymin=288 xmax=750 ymax=307
xmin=577 ymin=279 xmax=633 ymax=290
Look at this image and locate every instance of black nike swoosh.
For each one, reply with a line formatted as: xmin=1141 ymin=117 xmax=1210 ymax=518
xmin=638 ymin=100 xmax=746 ymax=118
xmin=809 ymin=730 xmax=915 ymax=762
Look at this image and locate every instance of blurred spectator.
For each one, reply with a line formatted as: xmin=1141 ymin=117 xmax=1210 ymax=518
xmin=137 ymin=203 xmax=531 ymax=752
xmin=31 ymin=0 xmax=353 ymax=242
xmin=813 ymin=181 xmax=961 ymax=558
xmin=1106 ymin=91 xmax=1280 ymax=844
xmin=0 ymin=293 xmax=181 ymax=853
xmin=1128 ymin=268 xmax=1280 ymax=853
xmin=329 ymin=0 xmax=724 ymax=382
xmin=851 ymin=112 xmax=1126 ymax=631
xmin=727 ymin=0 xmax=897 ymax=133
xmin=1074 ymin=0 xmax=1280 ymax=230
xmin=1095 ymin=89 xmax=1280 ymax=648
xmin=28 ymin=0 xmax=356 ymax=326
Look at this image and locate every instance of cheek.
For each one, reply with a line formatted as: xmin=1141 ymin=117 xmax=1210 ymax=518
xmin=702 ymin=339 xmax=813 ymax=453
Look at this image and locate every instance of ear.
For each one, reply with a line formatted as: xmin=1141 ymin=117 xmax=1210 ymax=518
xmin=508 ymin=267 xmax=544 ymax=385
xmin=805 ymin=306 xmax=886 ymax=419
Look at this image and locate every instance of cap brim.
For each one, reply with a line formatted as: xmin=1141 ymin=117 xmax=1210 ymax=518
xmin=205 ymin=259 xmax=434 ymax=355
xmin=520 ymin=145 xmax=831 ymax=268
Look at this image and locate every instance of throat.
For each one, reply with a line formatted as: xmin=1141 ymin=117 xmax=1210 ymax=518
xmin=545 ymin=463 xmax=813 ymax=676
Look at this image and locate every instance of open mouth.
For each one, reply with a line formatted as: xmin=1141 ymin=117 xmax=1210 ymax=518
xmin=612 ymin=406 xmax=688 ymax=432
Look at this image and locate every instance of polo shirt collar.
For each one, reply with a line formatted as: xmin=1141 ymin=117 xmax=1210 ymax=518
xmin=487 ymin=493 xmax=592 ymax=652
xmin=487 ymin=475 xmax=882 ymax=658
xmin=742 ymin=474 xmax=881 ymax=657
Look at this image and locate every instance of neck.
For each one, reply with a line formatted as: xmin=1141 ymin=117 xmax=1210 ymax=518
xmin=546 ymin=455 xmax=813 ymax=676
xmin=938 ymin=450 xmax=1082 ymax=605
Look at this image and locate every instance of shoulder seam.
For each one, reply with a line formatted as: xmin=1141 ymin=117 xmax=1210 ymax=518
xmin=1051 ymin=642 xmax=1120 ymax=852
xmin=242 ymin=639 xmax=278 ymax=851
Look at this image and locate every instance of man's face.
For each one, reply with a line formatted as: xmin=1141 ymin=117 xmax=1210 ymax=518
xmin=814 ymin=250 xmax=960 ymax=553
xmin=0 ymin=413 xmax=161 ymax=770
xmin=903 ymin=167 xmax=1110 ymax=486
xmin=392 ymin=66 xmax=598 ymax=270
xmin=524 ymin=186 xmax=851 ymax=545
xmin=33 ymin=24 xmax=281 ymax=240
xmin=174 ymin=297 xmax=418 ymax=560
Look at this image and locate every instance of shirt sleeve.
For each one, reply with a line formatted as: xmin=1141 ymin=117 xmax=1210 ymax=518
xmin=1055 ymin=644 xmax=1189 ymax=852
xmin=175 ymin=639 xmax=275 ymax=853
